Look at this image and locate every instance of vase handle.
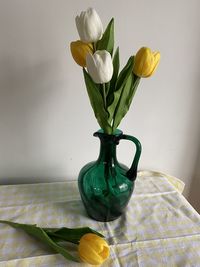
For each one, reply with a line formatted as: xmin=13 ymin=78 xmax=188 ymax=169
xmin=119 ymin=134 xmax=142 ymax=181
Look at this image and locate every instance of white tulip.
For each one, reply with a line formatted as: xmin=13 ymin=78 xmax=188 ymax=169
xmin=86 ymin=50 xmax=113 ymax=84
xmin=75 ymin=8 xmax=103 ymax=43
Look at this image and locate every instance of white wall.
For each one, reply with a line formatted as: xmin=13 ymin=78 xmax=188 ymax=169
xmin=0 ymin=0 xmax=200 ymax=201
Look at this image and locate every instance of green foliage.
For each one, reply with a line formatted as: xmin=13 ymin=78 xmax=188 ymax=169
xmin=83 ymin=68 xmax=112 ymax=134
xmin=112 ymin=75 xmax=140 ymax=132
xmin=0 ymin=220 xmax=104 ymax=262
xmin=107 ymin=56 xmax=134 ymax=125
xmin=0 ymin=220 xmax=78 ymax=262
xmin=107 ymin=47 xmax=120 ymax=107
xmin=83 ymin=54 xmax=140 ymax=134
xmin=96 ymin=18 xmax=114 ymax=55
xmin=44 ymin=226 xmax=104 ymax=244
xmin=115 ymin=56 xmax=134 ymax=90
xmin=82 ymin=17 xmax=142 ymax=134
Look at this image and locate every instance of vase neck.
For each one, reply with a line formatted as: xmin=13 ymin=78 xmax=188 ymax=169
xmin=94 ymin=130 xmax=122 ymax=164
xmin=97 ymin=139 xmax=117 ymax=163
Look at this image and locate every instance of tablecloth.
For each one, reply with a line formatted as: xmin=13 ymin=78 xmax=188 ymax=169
xmin=0 ymin=171 xmax=200 ymax=267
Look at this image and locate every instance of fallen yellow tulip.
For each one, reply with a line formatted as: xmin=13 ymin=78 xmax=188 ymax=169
xmin=78 ymin=233 xmax=110 ymax=265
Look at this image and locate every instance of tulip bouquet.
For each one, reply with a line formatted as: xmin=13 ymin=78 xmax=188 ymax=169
xmin=70 ymin=8 xmax=160 ymax=134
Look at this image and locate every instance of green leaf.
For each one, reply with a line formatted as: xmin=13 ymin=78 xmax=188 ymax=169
xmin=115 ymin=56 xmax=134 ymax=91
xmin=105 ymin=81 xmax=110 ymax=97
xmin=112 ymin=74 xmax=141 ymax=132
xmin=110 ymin=47 xmax=120 ymax=90
xmin=0 ymin=220 xmax=79 ymax=262
xmin=126 ymin=75 xmax=140 ymax=108
xmin=96 ymin=18 xmax=114 ymax=55
xmin=83 ymin=68 xmax=112 ymax=134
xmin=107 ymin=47 xmax=120 ymax=107
xmin=44 ymin=227 xmax=104 ymax=245
xmin=107 ymin=56 xmax=134 ymax=126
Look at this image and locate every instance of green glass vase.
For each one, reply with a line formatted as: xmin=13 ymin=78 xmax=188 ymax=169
xmin=78 ymin=129 xmax=142 ymax=222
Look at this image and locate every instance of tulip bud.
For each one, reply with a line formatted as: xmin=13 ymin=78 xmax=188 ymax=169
xmin=86 ymin=50 xmax=113 ymax=84
xmin=133 ymin=47 xmax=160 ymax=78
xmin=78 ymin=233 xmax=110 ymax=265
xmin=70 ymin=40 xmax=93 ymax=67
xmin=75 ymin=8 xmax=103 ymax=43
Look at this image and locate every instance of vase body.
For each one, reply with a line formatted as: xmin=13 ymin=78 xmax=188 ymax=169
xmin=78 ymin=129 xmax=141 ymax=222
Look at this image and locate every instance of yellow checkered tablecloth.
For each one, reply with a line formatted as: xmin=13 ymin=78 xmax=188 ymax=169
xmin=0 ymin=171 xmax=200 ymax=266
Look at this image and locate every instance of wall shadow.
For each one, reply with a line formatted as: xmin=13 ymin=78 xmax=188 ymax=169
xmin=188 ymin=143 xmax=200 ymax=214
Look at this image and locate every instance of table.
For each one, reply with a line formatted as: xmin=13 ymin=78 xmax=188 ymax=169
xmin=0 ymin=171 xmax=200 ymax=266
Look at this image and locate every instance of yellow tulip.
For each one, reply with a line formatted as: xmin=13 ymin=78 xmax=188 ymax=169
xmin=78 ymin=233 xmax=110 ymax=265
xmin=133 ymin=47 xmax=160 ymax=78
xmin=70 ymin=40 xmax=93 ymax=67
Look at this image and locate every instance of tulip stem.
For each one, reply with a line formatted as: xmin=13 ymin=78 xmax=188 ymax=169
xmin=102 ymin=83 xmax=107 ymax=110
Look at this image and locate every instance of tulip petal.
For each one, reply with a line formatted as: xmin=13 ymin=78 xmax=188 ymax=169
xmin=95 ymin=50 xmax=113 ymax=83
xmin=75 ymin=16 xmax=84 ymax=42
xmin=146 ymin=52 xmax=160 ymax=77
xmin=70 ymin=40 xmax=93 ymax=67
xmin=85 ymin=8 xmax=103 ymax=42
xmin=75 ymin=8 xmax=103 ymax=43
xmin=78 ymin=233 xmax=110 ymax=265
xmin=86 ymin=50 xmax=113 ymax=84
xmin=99 ymin=245 xmax=110 ymax=258
xmin=78 ymin=241 xmax=104 ymax=265
xmin=86 ymin=53 xmax=101 ymax=83
xmin=139 ymin=48 xmax=152 ymax=77
xmin=142 ymin=52 xmax=154 ymax=77
xmin=133 ymin=47 xmax=160 ymax=78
